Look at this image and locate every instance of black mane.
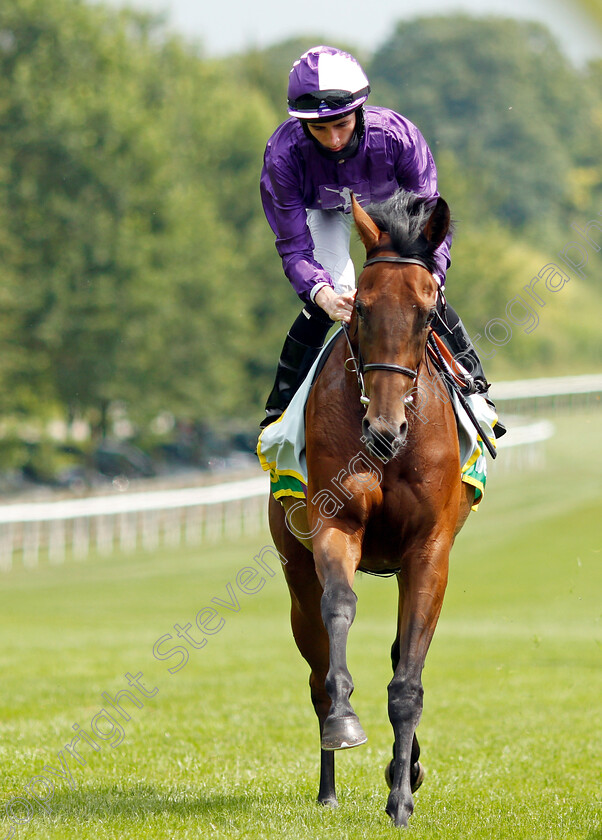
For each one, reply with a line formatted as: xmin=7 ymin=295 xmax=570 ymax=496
xmin=363 ymin=190 xmax=444 ymax=274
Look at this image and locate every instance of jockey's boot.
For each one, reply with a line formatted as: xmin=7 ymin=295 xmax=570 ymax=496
xmin=435 ymin=304 xmax=507 ymax=439
xmin=260 ymin=334 xmax=323 ymax=429
xmin=260 ymin=303 xmax=333 ymax=429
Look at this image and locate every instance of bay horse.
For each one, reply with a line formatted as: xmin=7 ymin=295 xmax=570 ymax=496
xmin=267 ymin=190 xmax=475 ymax=828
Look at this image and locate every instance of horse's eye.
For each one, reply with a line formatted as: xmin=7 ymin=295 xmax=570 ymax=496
xmin=355 ymin=300 xmax=366 ymax=319
xmin=425 ymin=309 xmax=436 ymax=327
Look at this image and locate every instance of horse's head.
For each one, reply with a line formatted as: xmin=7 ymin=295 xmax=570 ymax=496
xmin=351 ymin=191 xmax=451 ymax=461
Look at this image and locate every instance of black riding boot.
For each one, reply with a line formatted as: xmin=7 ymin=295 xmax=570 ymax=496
xmin=434 ymin=300 xmax=507 ymax=439
xmin=260 ymin=303 xmax=333 ymax=429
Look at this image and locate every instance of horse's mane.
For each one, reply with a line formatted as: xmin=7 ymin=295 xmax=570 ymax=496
xmin=363 ymin=190 xmax=443 ymax=274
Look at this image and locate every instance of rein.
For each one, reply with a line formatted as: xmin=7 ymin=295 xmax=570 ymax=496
xmin=427 ymin=332 xmax=498 ymax=460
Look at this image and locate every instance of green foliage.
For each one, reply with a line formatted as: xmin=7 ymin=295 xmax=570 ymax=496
xmin=366 ymin=20 xmax=602 ymax=379
xmin=0 ymin=0 xmax=171 ymax=425
xmin=574 ymin=0 xmax=602 ymax=28
xmin=0 ymin=0 xmax=286 ymax=435
xmin=368 ymin=16 xmax=602 ymax=241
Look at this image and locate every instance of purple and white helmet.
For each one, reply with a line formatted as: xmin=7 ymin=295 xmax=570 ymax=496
xmin=287 ymin=46 xmax=370 ymax=120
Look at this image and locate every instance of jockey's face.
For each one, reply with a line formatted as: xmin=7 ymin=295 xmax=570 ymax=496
xmin=306 ymin=113 xmax=357 ymax=153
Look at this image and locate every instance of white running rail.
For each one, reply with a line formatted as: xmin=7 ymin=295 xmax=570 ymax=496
xmin=0 ymin=476 xmax=270 ymax=572
xmin=0 ymin=421 xmax=553 ymax=572
xmin=5 ymin=367 xmax=602 ymax=573
xmin=490 ymin=373 xmax=602 ymax=405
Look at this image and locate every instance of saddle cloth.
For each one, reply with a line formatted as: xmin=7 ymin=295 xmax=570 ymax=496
xmin=257 ymin=329 xmax=497 ymax=511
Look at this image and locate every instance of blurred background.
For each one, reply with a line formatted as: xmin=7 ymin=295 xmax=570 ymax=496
xmin=0 ymin=0 xmax=600 ymax=495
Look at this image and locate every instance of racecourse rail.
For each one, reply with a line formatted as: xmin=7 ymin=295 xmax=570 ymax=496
xmin=0 ymin=374 xmax=600 ymax=571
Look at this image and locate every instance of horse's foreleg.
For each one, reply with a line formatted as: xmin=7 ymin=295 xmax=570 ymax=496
xmin=317 ymin=742 xmax=337 ymax=806
xmin=384 ymin=736 xmax=423 ymax=793
xmin=386 ymin=627 xmax=423 ymax=793
xmin=291 ymin=600 xmax=338 ymax=805
xmin=314 ymin=528 xmax=366 ymax=751
xmin=386 ymin=546 xmax=450 ymax=828
xmin=271 ymin=495 xmax=338 ymax=806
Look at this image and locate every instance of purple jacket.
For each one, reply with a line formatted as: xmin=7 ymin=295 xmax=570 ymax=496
xmin=260 ymin=107 xmax=452 ymax=303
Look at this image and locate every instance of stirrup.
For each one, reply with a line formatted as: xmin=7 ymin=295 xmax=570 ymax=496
xmin=459 ymin=373 xmax=477 ymax=396
xmin=461 ymin=374 xmax=490 ymax=397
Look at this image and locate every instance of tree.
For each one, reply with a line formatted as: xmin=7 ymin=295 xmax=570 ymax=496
xmin=0 ymin=0 xmax=286 ymax=433
xmin=368 ymin=16 xmax=600 ymax=241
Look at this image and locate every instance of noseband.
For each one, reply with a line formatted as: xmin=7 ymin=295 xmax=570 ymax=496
xmin=343 ymin=255 xmax=433 ymax=404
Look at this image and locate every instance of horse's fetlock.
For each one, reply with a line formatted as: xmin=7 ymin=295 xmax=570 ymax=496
xmin=325 ymin=670 xmax=354 ymax=701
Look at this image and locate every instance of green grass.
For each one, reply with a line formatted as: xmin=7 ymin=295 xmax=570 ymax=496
xmin=1 ymin=408 xmax=601 ymax=839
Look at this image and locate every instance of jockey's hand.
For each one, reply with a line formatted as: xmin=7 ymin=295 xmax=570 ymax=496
xmin=314 ymin=287 xmax=356 ymax=324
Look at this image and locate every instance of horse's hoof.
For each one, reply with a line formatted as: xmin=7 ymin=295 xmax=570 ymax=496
xmin=321 ymin=714 xmax=367 ymax=750
xmin=384 ymin=759 xmax=425 ymax=793
xmin=411 ymin=760 xmax=425 ymax=793
xmin=385 ymin=758 xmax=393 ymax=789
xmin=385 ymin=791 xmax=414 ymax=828
xmin=317 ymin=794 xmax=338 ymax=808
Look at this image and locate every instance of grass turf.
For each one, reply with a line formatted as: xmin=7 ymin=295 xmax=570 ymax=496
xmin=0 ymin=408 xmax=600 ymax=839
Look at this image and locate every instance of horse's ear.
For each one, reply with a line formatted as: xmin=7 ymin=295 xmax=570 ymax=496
xmin=352 ymin=193 xmax=381 ymax=253
xmin=423 ymin=197 xmax=451 ymax=248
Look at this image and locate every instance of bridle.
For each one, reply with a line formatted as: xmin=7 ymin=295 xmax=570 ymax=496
xmin=343 ymin=255 xmax=434 ymax=406
xmin=344 ymin=253 xmax=498 ymax=459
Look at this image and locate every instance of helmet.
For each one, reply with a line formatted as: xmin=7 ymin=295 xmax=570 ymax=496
xmin=287 ymin=46 xmax=370 ymax=120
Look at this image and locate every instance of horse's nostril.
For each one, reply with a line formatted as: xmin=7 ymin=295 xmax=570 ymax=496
xmin=361 ymin=417 xmax=371 ymax=439
xmin=398 ymin=421 xmax=408 ymax=440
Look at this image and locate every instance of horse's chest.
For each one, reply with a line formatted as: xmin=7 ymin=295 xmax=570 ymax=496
xmin=360 ymin=487 xmax=436 ymax=568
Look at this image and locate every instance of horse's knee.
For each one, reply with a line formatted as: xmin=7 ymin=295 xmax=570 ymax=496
xmin=320 ymin=582 xmax=357 ymax=627
xmin=319 ymin=582 xmax=358 ymax=711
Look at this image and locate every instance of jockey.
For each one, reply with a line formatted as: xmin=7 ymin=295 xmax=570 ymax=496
xmin=260 ymin=45 xmax=504 ymax=435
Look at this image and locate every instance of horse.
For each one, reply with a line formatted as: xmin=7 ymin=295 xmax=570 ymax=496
xmin=267 ymin=190 xmax=475 ymax=828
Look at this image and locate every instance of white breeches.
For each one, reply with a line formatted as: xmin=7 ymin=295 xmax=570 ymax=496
xmin=306 ymin=209 xmax=356 ymax=295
